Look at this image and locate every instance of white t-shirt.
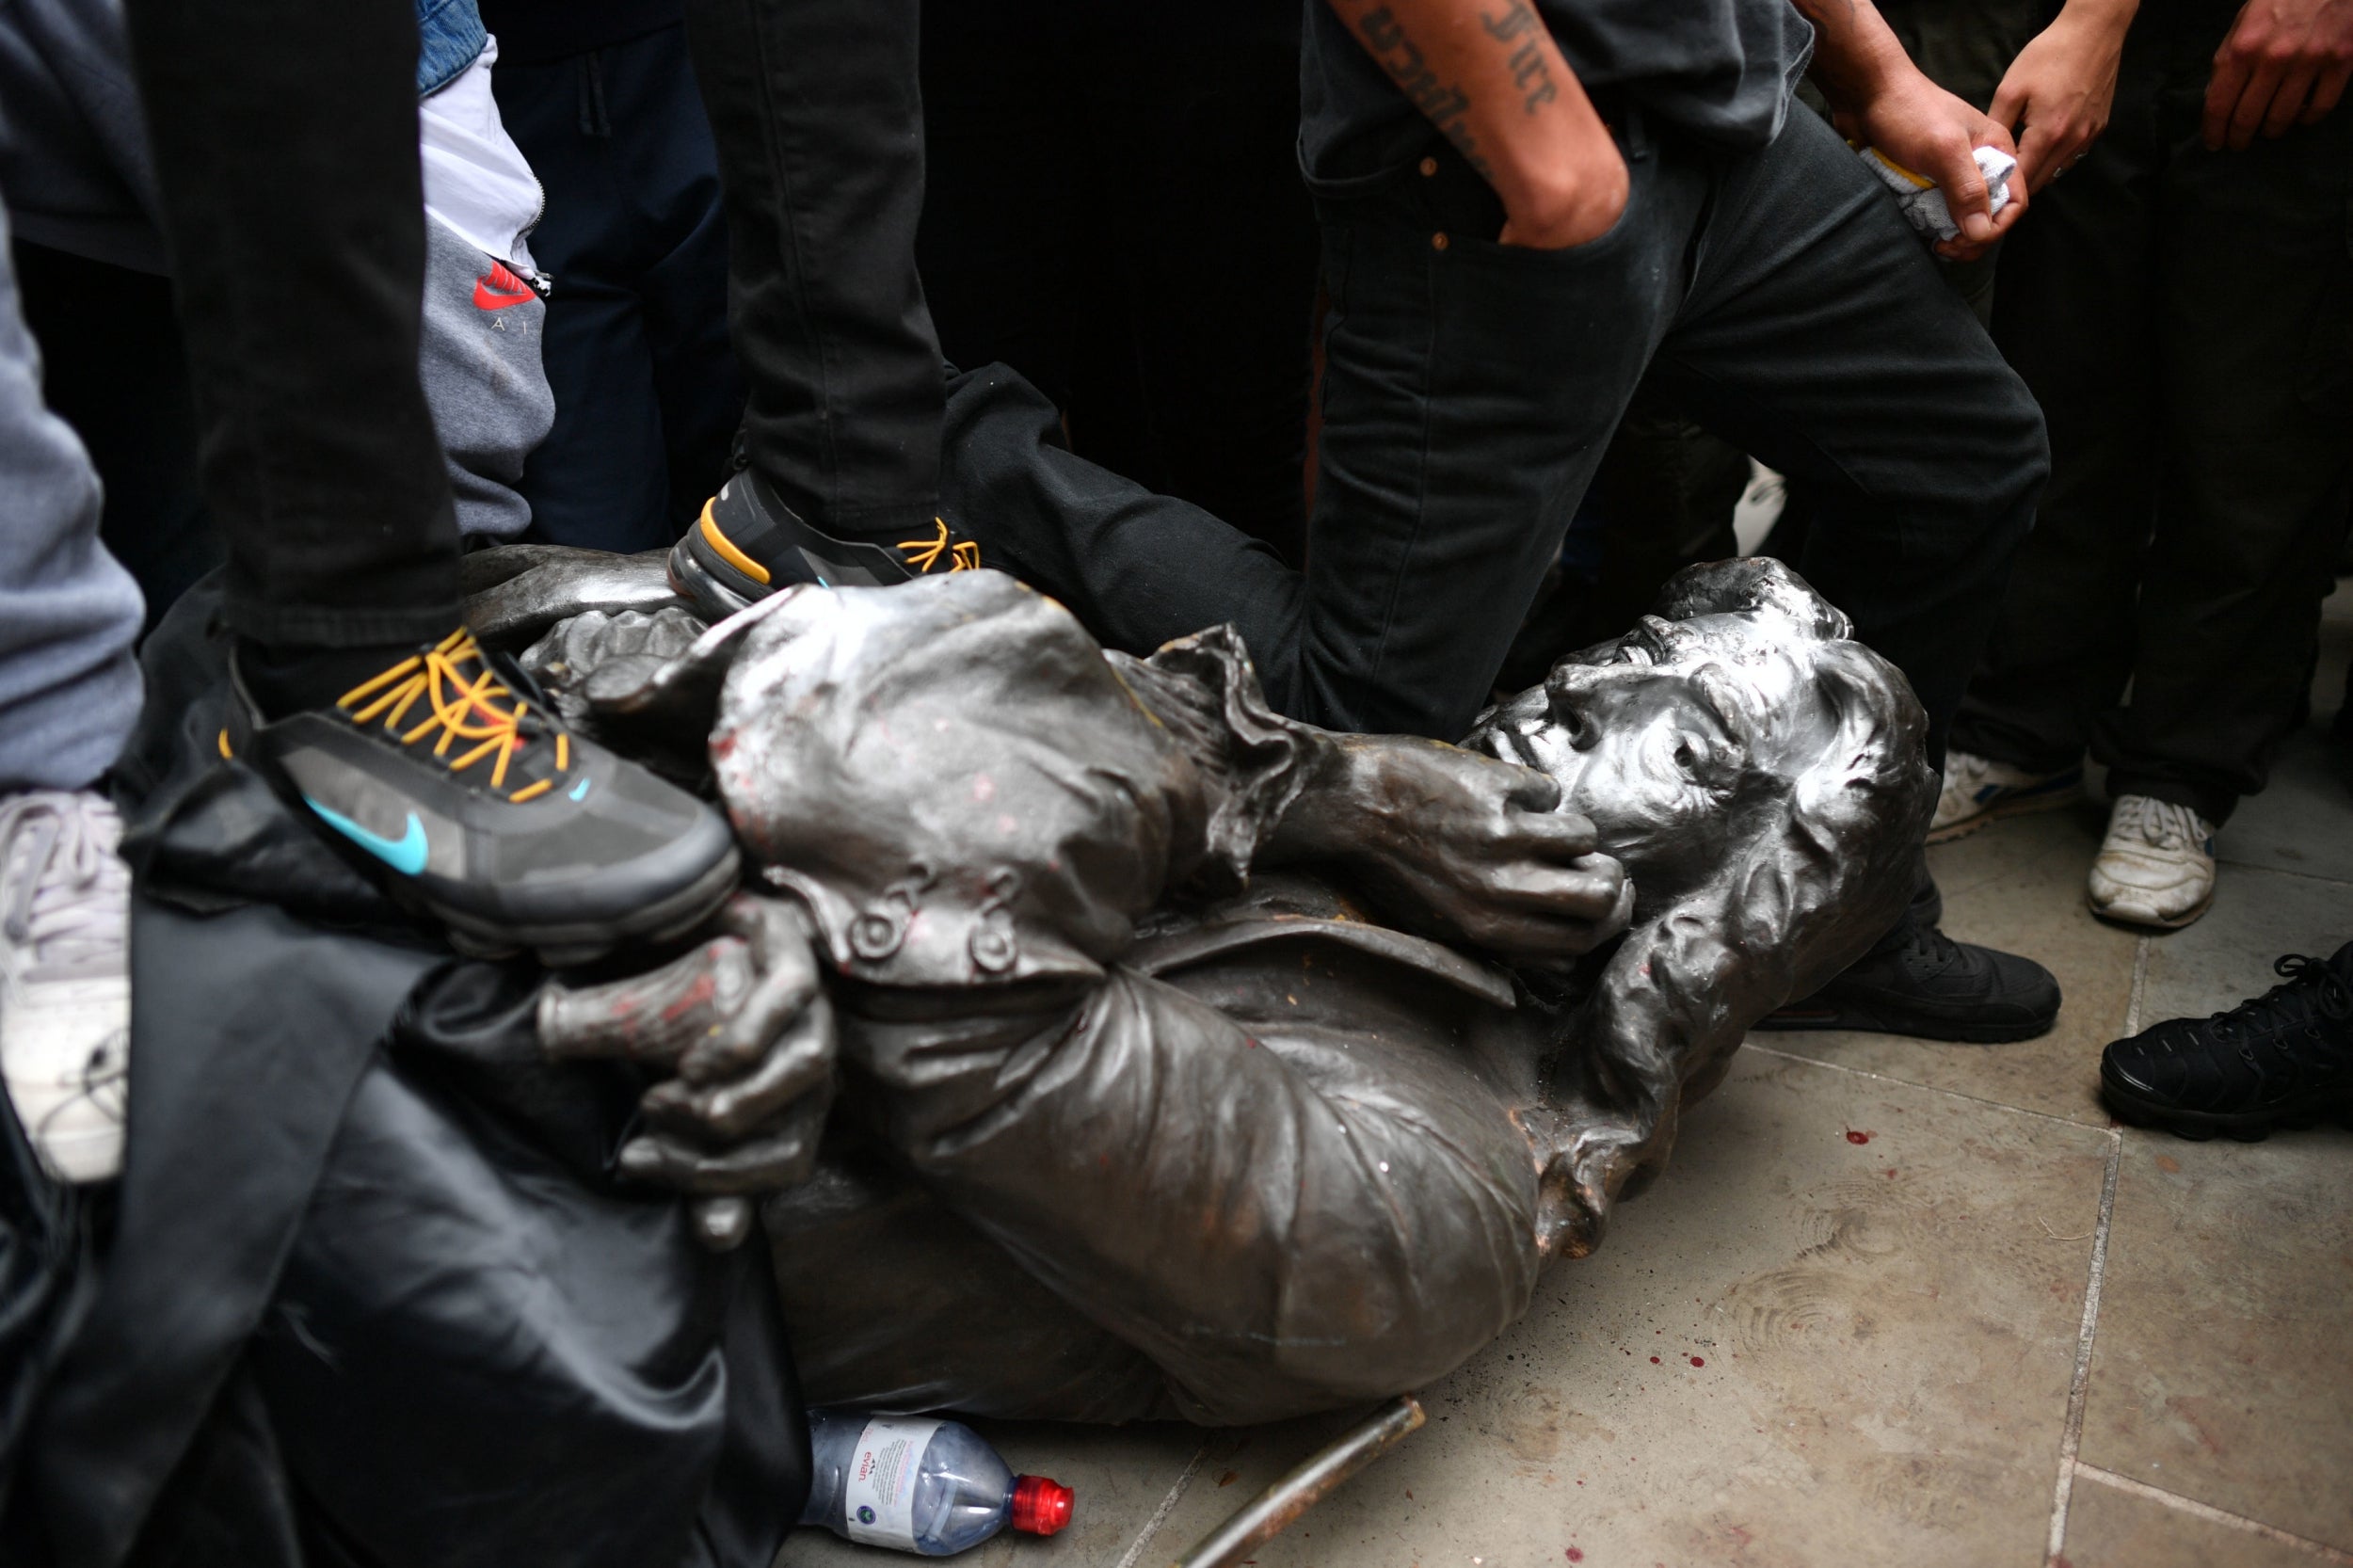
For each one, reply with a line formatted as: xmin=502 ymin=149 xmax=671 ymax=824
xmin=418 ymin=37 xmax=543 ymax=280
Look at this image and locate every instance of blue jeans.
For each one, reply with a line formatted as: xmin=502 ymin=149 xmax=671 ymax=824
xmin=0 ymin=200 xmax=143 ymax=792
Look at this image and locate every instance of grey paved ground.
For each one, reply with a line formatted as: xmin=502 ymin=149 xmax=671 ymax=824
xmin=783 ymin=582 xmax=2353 ymax=1568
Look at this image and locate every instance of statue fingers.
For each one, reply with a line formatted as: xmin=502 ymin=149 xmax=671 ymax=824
xmin=1487 ymin=856 xmax=1628 ymax=920
xmin=687 ymin=1195 xmax=757 ymax=1253
xmin=644 ymin=997 xmax=836 ymax=1141
xmin=1489 ymin=803 xmax=1603 ymax=860
xmin=536 ymin=933 xmax=758 ymax=1065
xmin=616 ymin=1101 xmax=829 ymax=1196
xmin=677 ymin=895 xmax=826 ymax=1082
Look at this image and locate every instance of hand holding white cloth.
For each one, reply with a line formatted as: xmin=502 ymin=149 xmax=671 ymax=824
xmin=1858 ymin=143 xmax=2017 ymax=242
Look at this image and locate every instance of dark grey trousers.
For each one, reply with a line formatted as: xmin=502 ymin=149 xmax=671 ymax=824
xmin=1951 ymin=0 xmax=2353 ymax=823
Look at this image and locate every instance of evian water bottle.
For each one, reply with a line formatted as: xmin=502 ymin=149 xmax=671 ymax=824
xmin=800 ymin=1408 xmax=1075 ymax=1556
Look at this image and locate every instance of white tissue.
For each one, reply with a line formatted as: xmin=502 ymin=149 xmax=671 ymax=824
xmin=1857 ymin=143 xmax=2016 ymax=243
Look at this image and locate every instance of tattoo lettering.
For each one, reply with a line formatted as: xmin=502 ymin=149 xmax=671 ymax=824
xmin=1356 ymin=6 xmax=1494 ymax=177
xmin=1479 ymin=0 xmax=1559 ymax=114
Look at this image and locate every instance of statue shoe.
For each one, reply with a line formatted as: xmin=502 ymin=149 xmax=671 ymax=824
xmin=2087 ymin=794 xmax=2216 ymax=931
xmin=1754 ymin=922 xmax=2062 ymax=1043
xmin=231 ymin=628 xmax=740 ymax=964
xmin=0 ymin=789 xmax=130 ymax=1184
xmin=668 ymin=467 xmax=983 ymax=618
xmin=1929 ymin=748 xmax=2082 ymax=843
xmin=2101 ymin=942 xmax=2353 ymax=1140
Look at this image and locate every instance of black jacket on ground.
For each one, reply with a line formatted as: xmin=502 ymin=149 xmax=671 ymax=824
xmin=3 ymin=581 xmax=806 ymax=1568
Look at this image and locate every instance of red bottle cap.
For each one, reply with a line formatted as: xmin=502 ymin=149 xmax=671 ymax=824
xmin=1010 ymin=1475 xmax=1074 ymax=1536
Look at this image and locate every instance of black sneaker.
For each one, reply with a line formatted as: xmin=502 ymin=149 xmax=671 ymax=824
xmin=230 ymin=628 xmax=740 ymax=964
xmin=2100 ymin=942 xmax=2353 ymax=1141
xmin=1753 ymin=923 xmax=2062 ymax=1043
xmin=667 ymin=468 xmax=981 ymax=617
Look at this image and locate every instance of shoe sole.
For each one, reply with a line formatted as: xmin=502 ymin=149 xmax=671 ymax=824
xmin=669 ymin=530 xmax=769 ymax=622
xmin=1751 ymin=1001 xmax=2057 ymax=1045
xmin=408 ymin=843 xmax=743 ymax=968
xmin=2099 ymin=1077 xmax=2353 ymax=1143
xmin=2086 ymin=884 xmax=2215 ymax=933
xmin=1926 ymin=783 xmax=2086 ymax=846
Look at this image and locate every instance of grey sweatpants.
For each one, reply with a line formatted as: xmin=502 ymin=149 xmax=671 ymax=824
xmin=0 ymin=196 xmax=143 ymax=792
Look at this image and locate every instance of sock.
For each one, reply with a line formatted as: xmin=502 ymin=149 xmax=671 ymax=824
xmin=238 ymin=634 xmax=446 ymax=721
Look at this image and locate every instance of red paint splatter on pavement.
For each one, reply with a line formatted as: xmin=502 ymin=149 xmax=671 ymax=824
xmin=1689 ymin=1356 xmax=1705 ymax=1367
xmin=1844 ymin=1128 xmax=1872 ymax=1144
xmin=1650 ymin=1356 xmax=1660 ymax=1364
xmin=1566 ymin=1550 xmax=1584 ymax=1562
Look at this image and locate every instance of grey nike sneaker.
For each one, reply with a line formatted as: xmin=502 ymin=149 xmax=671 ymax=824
xmin=1 ymin=789 xmax=131 ymax=1184
xmin=230 ymin=627 xmax=740 ymax=964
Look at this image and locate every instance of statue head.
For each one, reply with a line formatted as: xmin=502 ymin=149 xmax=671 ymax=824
xmin=1457 ymin=561 xmax=1937 ymax=1254
xmin=1463 ymin=558 xmax=1930 ymax=926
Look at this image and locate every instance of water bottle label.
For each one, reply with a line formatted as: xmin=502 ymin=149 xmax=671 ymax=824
xmin=843 ymin=1416 xmax=943 ymax=1550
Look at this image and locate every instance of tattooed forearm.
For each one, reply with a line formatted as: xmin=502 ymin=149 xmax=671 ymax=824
xmin=1355 ymin=6 xmax=1495 ymax=176
xmin=1479 ymin=0 xmax=1559 ymax=113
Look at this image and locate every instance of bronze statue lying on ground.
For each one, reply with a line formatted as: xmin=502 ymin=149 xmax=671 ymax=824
xmin=511 ymin=552 xmax=1933 ymax=1426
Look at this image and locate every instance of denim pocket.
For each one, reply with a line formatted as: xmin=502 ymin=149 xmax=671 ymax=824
xmin=1452 ymin=176 xmax=1640 ymax=266
xmin=1396 ymin=125 xmax=1644 ymax=268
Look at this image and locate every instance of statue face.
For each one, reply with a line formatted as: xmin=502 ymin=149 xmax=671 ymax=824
xmin=1464 ymin=612 xmax=1812 ymax=889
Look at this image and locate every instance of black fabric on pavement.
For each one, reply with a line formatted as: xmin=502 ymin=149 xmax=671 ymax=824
xmin=7 ymin=580 xmax=805 ymax=1568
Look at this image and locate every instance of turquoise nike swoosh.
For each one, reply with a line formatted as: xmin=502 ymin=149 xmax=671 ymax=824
xmin=304 ymin=797 xmax=430 ymax=876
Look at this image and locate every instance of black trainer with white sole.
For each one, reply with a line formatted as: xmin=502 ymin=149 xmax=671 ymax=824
xmin=231 ymin=629 xmax=739 ymax=964
xmin=2100 ymin=942 xmax=2353 ymax=1141
xmin=668 ymin=467 xmax=982 ymax=618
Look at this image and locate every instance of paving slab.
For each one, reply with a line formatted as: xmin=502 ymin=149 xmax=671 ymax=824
xmin=1750 ymin=806 xmax=2130 ymax=1128
xmin=2058 ymin=1472 xmax=2345 ymax=1568
xmin=2076 ymin=1120 xmax=2353 ymax=1554
xmin=1125 ymin=1049 xmax=2110 ymax=1568
xmin=2182 ymin=574 xmax=2352 ymax=884
xmin=2136 ymin=863 xmax=2353 ymax=1030
xmin=2217 ymin=728 xmax=2353 ymax=887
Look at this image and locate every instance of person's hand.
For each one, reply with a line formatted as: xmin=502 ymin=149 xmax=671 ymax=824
xmin=1991 ymin=5 xmax=2131 ymax=191
xmin=2203 ymin=0 xmax=2353 ymax=149
xmin=539 ymin=891 xmax=835 ymax=1250
xmin=1272 ymin=734 xmax=1634 ymax=967
xmin=1844 ymin=66 xmax=2030 ymax=260
xmin=1497 ymin=120 xmax=1630 ymax=250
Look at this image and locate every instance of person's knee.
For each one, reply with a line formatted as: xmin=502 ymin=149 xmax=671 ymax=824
xmin=1997 ymin=365 xmax=2053 ymax=515
xmin=1945 ymin=360 xmax=2048 ymax=567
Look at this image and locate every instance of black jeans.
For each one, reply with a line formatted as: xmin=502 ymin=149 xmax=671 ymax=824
xmin=968 ymin=104 xmax=2047 ymax=761
xmin=683 ymin=0 xmax=941 ymax=538
xmin=492 ymin=24 xmax=745 ymax=554
xmin=915 ymin=1 xmax=1318 ymax=566
xmin=1952 ymin=0 xmax=2353 ymax=824
xmin=123 ymin=0 xmax=460 ymax=648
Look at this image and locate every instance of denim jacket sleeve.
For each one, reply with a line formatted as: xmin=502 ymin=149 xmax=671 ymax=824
xmin=415 ymin=0 xmax=488 ymax=99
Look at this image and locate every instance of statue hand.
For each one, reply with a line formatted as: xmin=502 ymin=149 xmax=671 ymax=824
xmin=1273 ymin=735 xmax=1634 ymax=967
xmin=537 ymin=891 xmax=836 ymax=1248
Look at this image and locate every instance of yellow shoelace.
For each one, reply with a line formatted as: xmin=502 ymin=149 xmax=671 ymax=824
xmin=336 ymin=629 xmax=569 ymax=802
xmin=896 ymin=518 xmax=981 ymax=572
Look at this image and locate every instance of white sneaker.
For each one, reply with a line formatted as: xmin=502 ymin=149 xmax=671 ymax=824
xmin=1930 ymin=749 xmax=2085 ymax=842
xmin=2088 ymin=794 xmax=2217 ymax=931
xmin=1 ymin=790 xmax=131 ymax=1183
